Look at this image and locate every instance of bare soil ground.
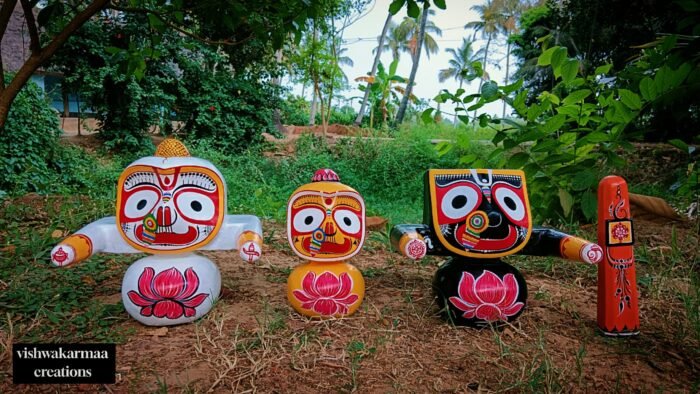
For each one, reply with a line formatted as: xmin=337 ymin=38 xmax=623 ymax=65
xmin=2 ymin=213 xmax=699 ymax=393
xmin=2 ymin=132 xmax=698 ymax=392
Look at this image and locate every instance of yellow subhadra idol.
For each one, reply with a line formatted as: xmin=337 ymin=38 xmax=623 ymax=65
xmin=286 ymin=169 xmax=366 ymax=317
xmin=50 ymin=139 xmax=263 ymax=326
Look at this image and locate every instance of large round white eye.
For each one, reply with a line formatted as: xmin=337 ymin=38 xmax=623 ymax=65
xmin=292 ymin=208 xmax=325 ymax=233
xmin=176 ymin=192 xmax=216 ymax=221
xmin=124 ymin=189 xmax=159 ymax=219
xmin=494 ymin=187 xmax=525 ymax=222
xmin=334 ymin=209 xmax=362 ymax=234
xmin=441 ymin=186 xmax=480 ymax=220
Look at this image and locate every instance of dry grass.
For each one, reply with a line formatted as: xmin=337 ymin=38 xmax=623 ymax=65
xmin=1 ymin=200 xmax=699 ymax=393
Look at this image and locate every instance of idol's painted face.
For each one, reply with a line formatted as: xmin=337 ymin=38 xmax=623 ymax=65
xmin=427 ymin=169 xmax=532 ymax=258
xmin=287 ymin=182 xmax=365 ymax=262
xmin=116 ymin=159 xmax=226 ymax=254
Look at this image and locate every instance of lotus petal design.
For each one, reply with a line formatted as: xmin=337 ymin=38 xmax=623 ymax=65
xmin=292 ymin=271 xmax=359 ymax=316
xmin=449 ymin=270 xmax=524 ymax=321
xmin=127 ymin=267 xmax=209 ymax=319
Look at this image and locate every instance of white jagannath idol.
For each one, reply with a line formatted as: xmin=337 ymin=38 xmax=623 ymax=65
xmin=49 ymin=139 xmax=263 ymax=326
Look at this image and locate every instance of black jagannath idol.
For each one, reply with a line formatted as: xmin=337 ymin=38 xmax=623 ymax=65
xmin=391 ymin=169 xmax=603 ymax=327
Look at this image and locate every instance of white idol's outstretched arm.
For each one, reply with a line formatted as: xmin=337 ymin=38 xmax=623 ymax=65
xmin=204 ymin=215 xmax=263 ymax=263
xmin=50 ymin=217 xmax=140 ymax=267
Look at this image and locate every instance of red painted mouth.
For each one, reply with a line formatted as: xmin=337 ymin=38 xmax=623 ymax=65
xmin=455 ymin=224 xmax=519 ymax=252
xmin=136 ymin=225 xmax=198 ymax=245
xmin=302 ymin=237 xmax=352 ymax=255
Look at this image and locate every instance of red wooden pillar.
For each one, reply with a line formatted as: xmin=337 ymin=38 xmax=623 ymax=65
xmin=597 ymin=176 xmax=640 ymax=336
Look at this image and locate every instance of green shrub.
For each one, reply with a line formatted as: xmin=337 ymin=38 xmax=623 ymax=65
xmin=0 ymin=79 xmax=62 ymax=196
xmin=280 ymin=95 xmax=310 ymax=125
xmin=0 ymin=79 xmax=122 ymax=198
xmin=326 ymin=105 xmax=357 ymax=125
xmin=180 ymin=72 xmax=282 ymax=152
xmin=189 ymin=132 xmax=490 ymax=224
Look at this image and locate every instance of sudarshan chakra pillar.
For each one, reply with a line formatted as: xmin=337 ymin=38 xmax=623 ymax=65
xmin=50 ymin=138 xmax=263 ymax=326
xmin=286 ymin=169 xmax=366 ymax=317
xmin=391 ymin=169 xmax=604 ymax=327
xmin=597 ymin=175 xmax=640 ymax=336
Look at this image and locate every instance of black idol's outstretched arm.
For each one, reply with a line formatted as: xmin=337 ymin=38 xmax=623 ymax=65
xmin=390 ymin=224 xmax=450 ymax=260
xmin=518 ymin=227 xmax=603 ymax=264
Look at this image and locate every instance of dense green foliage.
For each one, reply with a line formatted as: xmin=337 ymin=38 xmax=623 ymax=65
xmin=42 ymin=1 xmax=359 ymax=152
xmin=280 ymin=95 xmax=359 ymax=126
xmin=510 ymin=0 xmax=699 ymax=142
xmin=189 ymin=132 xmax=470 ymax=223
xmin=50 ymin=14 xmax=286 ymax=152
xmin=423 ymin=36 xmax=698 ymax=222
xmin=177 ymin=61 xmax=282 ymax=151
xmin=0 ymin=79 xmax=121 ymax=197
xmin=0 ymin=80 xmax=61 ymax=196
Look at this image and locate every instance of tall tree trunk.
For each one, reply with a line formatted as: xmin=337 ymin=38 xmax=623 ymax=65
xmin=0 ymin=0 xmax=109 ymax=130
xmin=317 ymin=84 xmax=327 ymax=136
xmin=309 ymin=83 xmax=318 ymax=125
xmin=473 ymin=35 xmax=491 ymax=122
xmin=354 ymin=12 xmax=392 ymax=126
xmin=395 ymin=6 xmax=428 ymax=125
xmin=502 ymin=39 xmax=511 ymax=118
xmin=308 ymin=24 xmax=319 ymax=126
xmin=77 ymin=92 xmax=81 ymax=136
xmin=272 ymin=49 xmax=286 ymax=132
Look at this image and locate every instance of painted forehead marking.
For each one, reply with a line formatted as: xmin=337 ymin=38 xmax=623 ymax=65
xmin=292 ymin=192 xmax=362 ymax=210
xmin=123 ymin=166 xmax=217 ymax=192
xmin=435 ymin=172 xmax=522 ymax=188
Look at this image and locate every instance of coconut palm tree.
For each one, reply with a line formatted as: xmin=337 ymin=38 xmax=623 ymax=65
xmin=373 ymin=22 xmax=408 ymax=62
xmin=465 ymin=0 xmax=503 ymax=98
xmin=335 ymin=46 xmax=355 ymax=80
xmin=498 ymin=0 xmax=527 ymax=117
xmin=356 ymin=11 xmax=393 ymax=126
xmin=439 ymin=38 xmax=483 ymax=125
xmin=396 ymin=9 xmax=443 ymax=62
xmin=355 ymin=59 xmax=414 ymax=127
xmin=438 ymin=38 xmax=483 ymax=90
xmin=395 ymin=6 xmax=439 ymax=124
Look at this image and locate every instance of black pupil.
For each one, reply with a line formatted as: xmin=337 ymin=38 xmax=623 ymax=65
xmin=191 ymin=201 xmax=202 ymax=212
xmin=452 ymin=195 xmax=467 ymax=209
xmin=304 ymin=216 xmax=314 ymax=225
xmin=504 ymin=197 xmax=517 ymax=210
xmin=137 ymin=199 xmax=147 ymax=210
xmin=343 ymin=217 xmax=352 ymax=226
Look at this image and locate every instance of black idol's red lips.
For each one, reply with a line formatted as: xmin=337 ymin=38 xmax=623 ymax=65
xmin=454 ymin=223 xmax=519 ymax=252
xmin=135 ymin=224 xmax=198 ymax=245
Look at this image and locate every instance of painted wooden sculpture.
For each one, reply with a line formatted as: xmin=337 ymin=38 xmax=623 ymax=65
xmin=50 ymin=139 xmax=263 ymax=326
xmin=597 ymin=175 xmax=640 ymax=336
xmin=391 ymin=169 xmax=603 ymax=327
xmin=286 ymin=169 xmax=365 ymax=317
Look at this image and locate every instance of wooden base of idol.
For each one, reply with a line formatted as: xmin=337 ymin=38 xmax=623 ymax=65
xmin=597 ymin=176 xmax=640 ymax=336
